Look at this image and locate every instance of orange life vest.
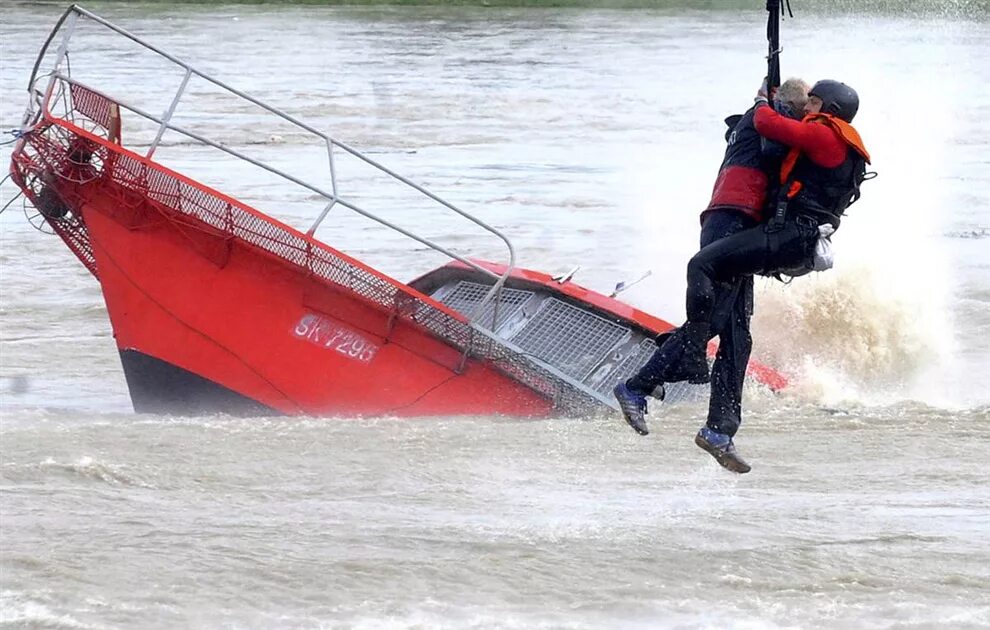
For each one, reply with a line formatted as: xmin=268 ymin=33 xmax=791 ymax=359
xmin=775 ymin=113 xmax=872 ymax=229
xmin=780 ymin=113 xmax=870 ymax=196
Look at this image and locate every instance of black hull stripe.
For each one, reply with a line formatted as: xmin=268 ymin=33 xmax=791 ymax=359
xmin=119 ymin=349 xmax=277 ymax=417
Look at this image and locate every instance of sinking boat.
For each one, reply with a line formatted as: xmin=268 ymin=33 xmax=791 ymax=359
xmin=8 ymin=5 xmax=786 ymax=417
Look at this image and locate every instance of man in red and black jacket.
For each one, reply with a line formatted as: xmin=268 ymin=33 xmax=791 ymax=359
xmin=615 ymin=79 xmax=871 ymax=474
xmin=703 ymin=78 xmax=810 ymax=226
xmin=613 ymin=79 xmax=809 ymax=456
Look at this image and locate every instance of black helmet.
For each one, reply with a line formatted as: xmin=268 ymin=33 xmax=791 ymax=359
xmin=809 ymin=80 xmax=860 ymax=123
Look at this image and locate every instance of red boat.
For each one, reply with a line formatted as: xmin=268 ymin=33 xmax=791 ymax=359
xmin=9 ymin=5 xmax=786 ymax=417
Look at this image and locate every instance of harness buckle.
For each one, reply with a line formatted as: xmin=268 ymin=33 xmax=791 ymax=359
xmin=766 ymin=199 xmax=788 ymax=233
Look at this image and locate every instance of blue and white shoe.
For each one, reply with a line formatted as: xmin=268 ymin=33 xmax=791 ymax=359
xmin=694 ymin=426 xmax=751 ymax=474
xmin=613 ymin=382 xmax=649 ymax=436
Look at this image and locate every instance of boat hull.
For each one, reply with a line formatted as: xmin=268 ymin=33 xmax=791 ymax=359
xmin=119 ymin=349 xmax=275 ymax=416
xmin=80 ymin=192 xmax=553 ymax=417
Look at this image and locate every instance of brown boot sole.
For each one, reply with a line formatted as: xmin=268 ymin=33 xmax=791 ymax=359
xmin=694 ymin=434 xmax=752 ymax=474
xmin=621 ymin=412 xmax=649 ymax=436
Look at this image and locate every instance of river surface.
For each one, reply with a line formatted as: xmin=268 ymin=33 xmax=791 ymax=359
xmin=1 ymin=2 xmax=989 ymax=628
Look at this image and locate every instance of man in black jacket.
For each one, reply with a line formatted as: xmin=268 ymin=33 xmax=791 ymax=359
xmin=614 ymin=79 xmax=811 ymax=473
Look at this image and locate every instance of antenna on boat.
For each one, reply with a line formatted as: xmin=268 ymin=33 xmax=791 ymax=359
xmin=610 ymin=271 xmax=652 ymax=298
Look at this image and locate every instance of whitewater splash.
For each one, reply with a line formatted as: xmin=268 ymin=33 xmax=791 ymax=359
xmin=752 ymin=264 xmax=947 ymax=406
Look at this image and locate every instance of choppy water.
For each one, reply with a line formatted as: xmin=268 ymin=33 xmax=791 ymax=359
xmin=1 ymin=2 xmax=988 ymax=628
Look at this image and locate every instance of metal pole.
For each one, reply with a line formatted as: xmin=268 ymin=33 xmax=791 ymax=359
xmin=326 ymin=137 xmax=338 ymax=197
xmin=69 ymin=5 xmax=518 ymax=282
xmin=51 ymin=12 xmax=78 ymax=73
xmin=27 ymin=4 xmax=78 ymax=91
xmin=51 ymin=74 xmax=502 ymax=283
xmin=148 ymin=67 xmax=192 ymax=159
xmin=306 ymin=201 xmax=336 ymax=236
xmin=45 ymin=6 xmax=521 ymax=324
xmin=766 ymin=0 xmax=782 ymax=94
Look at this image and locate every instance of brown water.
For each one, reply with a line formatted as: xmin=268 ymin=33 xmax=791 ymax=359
xmin=1 ymin=2 xmax=988 ymax=628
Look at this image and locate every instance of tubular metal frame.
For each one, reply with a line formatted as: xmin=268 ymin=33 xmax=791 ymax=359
xmin=24 ymin=3 xmax=517 ymax=329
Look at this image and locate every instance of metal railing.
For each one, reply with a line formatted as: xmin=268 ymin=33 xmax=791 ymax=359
xmin=25 ymin=3 xmax=517 ymax=328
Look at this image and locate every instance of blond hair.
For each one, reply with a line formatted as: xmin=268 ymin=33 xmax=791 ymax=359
xmin=775 ymin=77 xmax=810 ymax=111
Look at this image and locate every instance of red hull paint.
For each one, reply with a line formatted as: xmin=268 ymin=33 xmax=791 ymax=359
xmin=10 ymin=76 xmax=788 ymax=416
xmin=81 ymin=192 xmax=552 ymax=417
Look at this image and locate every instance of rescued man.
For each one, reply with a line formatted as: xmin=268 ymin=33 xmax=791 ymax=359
xmin=614 ymin=79 xmax=871 ymax=474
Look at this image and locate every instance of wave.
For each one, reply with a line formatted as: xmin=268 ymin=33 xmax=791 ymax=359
xmin=0 ymin=592 xmax=97 ymax=630
xmin=1 ymin=456 xmax=153 ymax=488
xmin=751 ymin=265 xmax=946 ymax=406
xmin=944 ymin=228 xmax=990 ymax=240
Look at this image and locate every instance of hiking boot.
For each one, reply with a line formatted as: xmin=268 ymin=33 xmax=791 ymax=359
xmin=694 ymin=426 xmax=751 ymax=474
xmin=613 ymin=382 xmax=649 ymax=436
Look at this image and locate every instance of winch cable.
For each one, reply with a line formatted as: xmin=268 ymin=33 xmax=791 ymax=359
xmin=766 ymin=0 xmax=794 ymax=94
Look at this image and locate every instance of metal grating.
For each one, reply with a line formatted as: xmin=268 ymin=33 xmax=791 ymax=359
xmin=70 ymin=83 xmax=114 ymax=130
xmin=592 ymin=337 xmax=658 ymax=397
xmin=510 ymin=297 xmax=629 ymax=382
xmin=661 ymin=380 xmax=708 ymax=404
xmin=592 ymin=336 xmax=712 ymax=404
xmin=436 ymin=281 xmax=533 ymax=331
xmin=10 ymin=124 xmax=101 ymax=276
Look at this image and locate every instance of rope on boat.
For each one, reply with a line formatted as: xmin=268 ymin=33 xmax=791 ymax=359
xmin=0 ymin=128 xmax=26 ymax=146
xmin=0 ymin=176 xmax=24 ymax=216
xmin=0 ymin=129 xmax=31 ymax=215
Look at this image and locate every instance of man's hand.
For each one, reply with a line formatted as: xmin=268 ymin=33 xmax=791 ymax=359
xmin=755 ymin=77 xmax=770 ymax=106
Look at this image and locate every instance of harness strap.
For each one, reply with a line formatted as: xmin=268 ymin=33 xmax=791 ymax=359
xmin=763 ymin=228 xmax=779 ymax=273
xmin=766 ymin=198 xmax=788 ymax=233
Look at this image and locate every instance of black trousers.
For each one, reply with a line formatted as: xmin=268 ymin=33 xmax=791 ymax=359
xmin=627 ymin=210 xmax=817 ymax=436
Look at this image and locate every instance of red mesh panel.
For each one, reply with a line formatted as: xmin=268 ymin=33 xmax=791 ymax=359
xmin=99 ymin=146 xmax=409 ymax=314
xmin=10 ymin=124 xmax=99 ymax=276
xmin=70 ymin=83 xmax=114 ymax=131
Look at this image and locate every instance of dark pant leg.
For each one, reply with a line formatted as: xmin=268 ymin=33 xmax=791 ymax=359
xmin=627 ymin=214 xmax=814 ymax=430
xmin=626 ymin=328 xmax=688 ymax=394
xmin=693 ymin=220 xmax=814 ymax=434
xmin=706 ymin=274 xmax=753 ymax=437
xmin=698 ymin=213 xmax=756 ymax=436
xmin=626 ymin=211 xmax=756 ymax=395
xmin=686 ymin=219 xmax=813 ymax=323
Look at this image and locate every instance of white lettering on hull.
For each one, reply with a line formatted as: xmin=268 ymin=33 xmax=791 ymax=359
xmin=292 ymin=314 xmax=379 ymax=363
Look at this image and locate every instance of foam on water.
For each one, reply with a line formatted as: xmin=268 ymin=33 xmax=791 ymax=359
xmin=752 ymin=266 xmax=947 ymax=406
xmin=0 ymin=592 xmax=99 ymax=630
xmin=674 ymin=10 xmax=985 ymax=409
